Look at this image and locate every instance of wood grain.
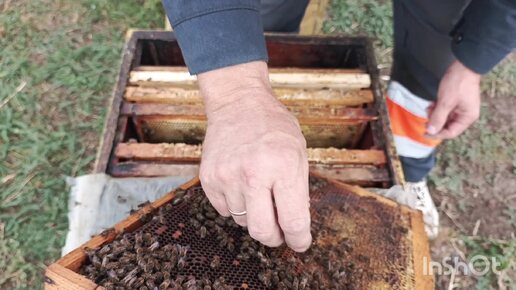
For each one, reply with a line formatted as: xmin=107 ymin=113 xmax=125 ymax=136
xmin=129 ymin=66 xmax=371 ymax=89
xmin=114 ymin=143 xmax=387 ymax=165
xmin=124 ymin=86 xmax=375 ymax=106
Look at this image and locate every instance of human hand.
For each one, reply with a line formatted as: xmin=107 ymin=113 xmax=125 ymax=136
xmin=426 ymin=60 xmax=481 ymax=139
xmin=197 ymin=61 xmax=312 ymax=252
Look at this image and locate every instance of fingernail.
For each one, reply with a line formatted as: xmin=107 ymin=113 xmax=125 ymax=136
xmin=426 ymin=125 xmax=437 ymax=135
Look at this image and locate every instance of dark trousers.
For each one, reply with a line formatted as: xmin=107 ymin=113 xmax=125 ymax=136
xmin=261 ymin=0 xmax=470 ymax=182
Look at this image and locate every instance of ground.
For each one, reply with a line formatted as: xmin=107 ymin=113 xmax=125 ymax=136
xmin=0 ymin=0 xmax=514 ymax=289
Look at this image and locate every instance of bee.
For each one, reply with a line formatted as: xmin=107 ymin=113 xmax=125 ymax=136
xmin=135 ymin=232 xmax=143 ymax=246
xmin=165 ymin=203 xmax=173 ymax=211
xmin=101 ymin=255 xmax=109 ymax=268
xmin=178 ymin=245 xmax=189 ymax=257
xmin=189 ymin=218 xmax=201 ymax=229
xmin=258 ymin=270 xmax=272 ymax=287
xmin=145 ymin=279 xmax=156 ymax=289
xmin=214 ymin=217 xmax=226 ymax=226
xmin=142 ymin=233 xmax=153 ymax=245
xmin=195 ymin=212 xmax=205 ymax=222
xmin=299 ymin=276 xmax=308 ymax=289
xmin=177 ymin=257 xmax=187 ymax=270
xmin=204 ymin=210 xmax=217 ymax=219
xmin=106 ymin=269 xmax=119 ymax=282
xmin=98 ymin=244 xmax=111 ymax=256
xmin=159 ymin=279 xmax=171 ymax=290
xmin=133 ymin=277 xmax=145 ymax=288
xmin=199 ymin=226 xmax=207 ymax=239
xmin=210 ymin=255 xmax=221 ymax=269
xmin=121 ymin=268 xmax=138 ymax=284
xmin=115 ymin=268 xmax=127 ymax=278
xmin=172 ymin=189 xmax=186 ymax=205
xmin=90 ymin=254 xmax=102 ymax=267
xmin=149 ymin=241 xmax=160 ymax=251
xmin=103 ymin=282 xmax=115 ymax=290
xmin=158 ymin=207 xmax=166 ymax=224
xmin=162 ymin=261 xmax=173 ymax=272
xmin=139 ymin=286 xmax=149 ymax=290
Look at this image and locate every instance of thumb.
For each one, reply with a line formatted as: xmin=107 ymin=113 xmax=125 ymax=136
xmin=426 ymin=100 xmax=454 ymax=135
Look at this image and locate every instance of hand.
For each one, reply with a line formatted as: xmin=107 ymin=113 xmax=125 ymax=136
xmin=197 ymin=61 xmax=312 ymax=252
xmin=426 ymin=60 xmax=481 ymax=139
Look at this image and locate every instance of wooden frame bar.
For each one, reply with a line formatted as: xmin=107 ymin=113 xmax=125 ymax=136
xmin=108 ymin=162 xmax=389 ymax=186
xmin=120 ymin=102 xmax=378 ymax=121
xmin=129 ymin=66 xmax=371 ymax=89
xmin=114 ymin=143 xmax=387 ymax=165
xmin=124 ymin=86 xmax=375 ymax=106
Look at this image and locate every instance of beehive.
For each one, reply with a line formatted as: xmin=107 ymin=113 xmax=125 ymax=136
xmin=45 ymin=31 xmax=435 ymax=289
xmin=45 ymin=174 xmax=433 ymax=289
xmin=93 ymin=31 xmax=404 ymax=188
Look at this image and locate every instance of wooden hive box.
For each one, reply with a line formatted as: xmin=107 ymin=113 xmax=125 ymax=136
xmin=45 ymin=174 xmax=434 ymax=289
xmin=93 ymin=31 xmax=405 ymax=188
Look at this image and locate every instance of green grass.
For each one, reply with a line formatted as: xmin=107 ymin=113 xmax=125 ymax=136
xmin=1 ymin=0 xmax=514 ymax=289
xmin=0 ymin=0 xmax=164 ymax=288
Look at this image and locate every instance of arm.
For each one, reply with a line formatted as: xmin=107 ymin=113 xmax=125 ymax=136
xmin=162 ymin=0 xmax=312 ymax=252
xmin=427 ymin=0 xmax=516 ymax=139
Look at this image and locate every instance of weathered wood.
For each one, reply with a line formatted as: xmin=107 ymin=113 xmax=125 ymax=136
xmin=45 ymin=264 xmax=100 ymax=290
xmin=115 ymin=143 xmax=387 ymax=165
xmin=299 ymin=0 xmax=329 ymax=35
xmin=109 ymin=162 xmax=388 ymax=185
xmin=121 ymin=102 xmax=378 ymax=121
xmin=129 ymin=66 xmax=371 ymax=89
xmin=410 ymin=210 xmax=435 ymax=290
xmin=124 ymin=86 xmax=375 ymax=106
xmin=309 ymin=164 xmax=390 ymax=185
xmin=110 ymin=162 xmax=200 ymax=177
xmin=116 ymin=143 xmax=202 ymax=163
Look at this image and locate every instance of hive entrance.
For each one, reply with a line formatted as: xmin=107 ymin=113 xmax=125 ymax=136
xmin=80 ymin=176 xmax=415 ymax=289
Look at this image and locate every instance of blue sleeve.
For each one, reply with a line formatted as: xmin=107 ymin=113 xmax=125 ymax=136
xmin=162 ymin=0 xmax=268 ymax=75
xmin=451 ymin=0 xmax=516 ymax=74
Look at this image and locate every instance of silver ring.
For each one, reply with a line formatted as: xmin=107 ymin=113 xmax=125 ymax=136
xmin=228 ymin=208 xmax=247 ymax=216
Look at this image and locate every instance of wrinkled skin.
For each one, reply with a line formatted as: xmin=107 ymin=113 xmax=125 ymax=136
xmin=427 ymin=59 xmax=481 ymax=139
xmin=198 ymin=61 xmax=312 ymax=252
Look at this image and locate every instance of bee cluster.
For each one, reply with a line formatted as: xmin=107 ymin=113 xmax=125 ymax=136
xmin=81 ymin=178 xmax=358 ymax=289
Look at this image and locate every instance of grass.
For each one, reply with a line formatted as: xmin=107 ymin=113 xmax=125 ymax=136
xmin=324 ymin=0 xmax=516 ymax=289
xmin=1 ymin=0 xmax=514 ymax=289
xmin=0 ymin=0 xmax=164 ymax=288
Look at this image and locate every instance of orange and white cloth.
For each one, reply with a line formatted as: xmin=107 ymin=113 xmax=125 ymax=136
xmin=386 ymin=81 xmax=441 ymax=159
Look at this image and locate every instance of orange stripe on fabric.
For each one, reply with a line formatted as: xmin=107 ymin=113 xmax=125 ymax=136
xmin=387 ymin=97 xmax=441 ymax=147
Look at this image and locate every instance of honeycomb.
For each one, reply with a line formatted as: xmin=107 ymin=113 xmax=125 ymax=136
xmin=80 ymin=176 xmax=416 ymax=289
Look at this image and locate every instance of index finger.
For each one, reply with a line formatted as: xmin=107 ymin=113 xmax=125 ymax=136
xmin=273 ymin=170 xmax=311 ymax=252
xmin=431 ymin=114 xmax=473 ymax=139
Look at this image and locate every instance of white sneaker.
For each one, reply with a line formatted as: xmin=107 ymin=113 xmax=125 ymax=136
xmin=404 ymin=180 xmax=439 ymax=240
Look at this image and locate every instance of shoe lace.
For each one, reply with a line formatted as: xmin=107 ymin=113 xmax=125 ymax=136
xmin=409 ymin=183 xmax=427 ymax=209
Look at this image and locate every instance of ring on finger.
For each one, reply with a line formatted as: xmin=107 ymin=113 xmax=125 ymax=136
xmin=228 ymin=207 xmax=247 ymax=216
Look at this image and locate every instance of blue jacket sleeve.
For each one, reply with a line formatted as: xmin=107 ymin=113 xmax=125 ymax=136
xmin=162 ymin=0 xmax=268 ymax=75
xmin=451 ymin=0 xmax=516 ymax=74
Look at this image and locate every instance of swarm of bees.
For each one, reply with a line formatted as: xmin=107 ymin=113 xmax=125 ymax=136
xmin=81 ymin=178 xmax=357 ymax=289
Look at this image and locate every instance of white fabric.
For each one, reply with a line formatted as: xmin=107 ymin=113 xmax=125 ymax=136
xmin=387 ymin=81 xmax=432 ymax=118
xmin=394 ymin=135 xmax=435 ymax=158
xmin=62 ymin=174 xmax=193 ymax=255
